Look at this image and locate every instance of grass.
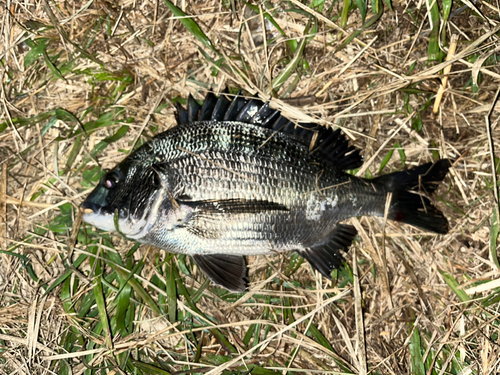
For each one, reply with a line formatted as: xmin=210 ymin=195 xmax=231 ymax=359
xmin=1 ymin=0 xmax=500 ymax=374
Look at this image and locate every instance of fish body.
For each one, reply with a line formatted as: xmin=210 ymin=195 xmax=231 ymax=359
xmin=82 ymin=91 xmax=451 ymax=291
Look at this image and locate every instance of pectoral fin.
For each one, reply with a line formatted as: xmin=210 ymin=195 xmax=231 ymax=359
xmin=192 ymin=254 xmax=248 ymax=292
xmin=299 ymin=224 xmax=357 ymax=279
xmin=180 ymin=198 xmax=288 ymax=215
xmin=177 ymin=199 xmax=287 ymax=240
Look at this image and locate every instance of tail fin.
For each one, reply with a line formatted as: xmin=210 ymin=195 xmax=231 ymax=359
xmin=372 ymin=159 xmax=452 ymax=234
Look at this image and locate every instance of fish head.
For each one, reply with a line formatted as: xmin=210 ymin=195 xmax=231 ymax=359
xmin=81 ymin=157 xmax=166 ymax=237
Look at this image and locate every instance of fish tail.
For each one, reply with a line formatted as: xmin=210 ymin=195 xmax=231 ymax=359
xmin=372 ymin=159 xmax=452 ymax=234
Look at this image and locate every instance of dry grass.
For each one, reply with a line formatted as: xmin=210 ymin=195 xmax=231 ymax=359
xmin=1 ymin=0 xmax=499 ymax=374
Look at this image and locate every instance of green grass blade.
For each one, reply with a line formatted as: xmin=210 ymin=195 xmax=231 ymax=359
xmin=40 ymin=117 xmax=58 ymax=137
xmin=0 ymin=111 xmax=55 ymax=135
xmin=340 ymin=0 xmax=350 ymax=29
xmin=395 ymin=141 xmax=406 ymax=165
xmin=491 ymin=207 xmax=500 ymax=268
xmin=131 ymin=361 xmax=173 ymax=374
xmin=269 ymin=21 xmax=312 ymax=93
xmin=63 ymin=134 xmax=82 ymax=173
xmin=167 ymin=258 xmax=177 ymax=323
xmin=310 ymin=0 xmax=325 ymax=12
xmin=43 ymin=51 xmax=64 ymax=80
xmin=23 ymin=38 xmax=50 ymax=68
xmin=378 ymin=148 xmax=394 ymax=173
xmin=60 ymin=278 xmax=77 ymax=316
xmin=251 ymin=322 xmax=262 ymax=348
xmin=442 ymin=0 xmax=452 ymax=22
xmin=161 ymin=0 xmax=217 ymax=54
xmin=90 ymin=248 xmax=114 ymax=349
xmin=243 ymin=323 xmax=257 ymax=346
xmin=114 ymin=276 xmax=133 ymax=335
xmin=44 ymin=253 xmax=88 ymax=295
xmin=244 ymin=366 xmax=280 ymax=375
xmin=409 ymin=326 xmax=425 ymax=375
xmin=77 ymin=284 xmax=97 ymax=319
xmin=436 ymin=196 xmax=466 ymax=215
xmin=55 ymin=107 xmax=81 ymax=122
xmin=55 ymin=109 xmax=126 ymax=141
xmin=93 ymin=274 xmax=114 ymax=349
xmin=439 ymin=271 xmax=471 ymax=303
xmin=110 ymin=260 xmax=163 ymax=316
xmin=306 ymin=321 xmax=334 ymax=352
xmin=427 ymin=0 xmax=441 ymax=61
xmin=0 ymin=249 xmax=39 ymax=283
xmin=336 ymin=0 xmax=383 ymax=52
xmin=481 ymin=287 xmax=500 ymax=308
xmin=354 ymin=0 xmax=367 ymax=22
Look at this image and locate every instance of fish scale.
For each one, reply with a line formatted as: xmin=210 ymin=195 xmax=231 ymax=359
xmin=176 ymin=154 xmax=319 ymax=204
xmin=82 ymin=90 xmax=452 ymax=292
xmin=144 ymin=122 xmax=314 ymax=166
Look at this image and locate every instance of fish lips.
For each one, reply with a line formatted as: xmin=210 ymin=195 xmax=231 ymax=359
xmin=80 ymin=188 xmax=117 ymax=218
xmin=80 ymin=199 xmax=101 ymax=215
xmin=80 ymin=198 xmax=123 ymax=232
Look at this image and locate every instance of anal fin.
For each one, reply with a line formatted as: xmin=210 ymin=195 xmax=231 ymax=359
xmin=299 ymin=224 xmax=357 ymax=279
xmin=192 ymin=254 xmax=248 ymax=292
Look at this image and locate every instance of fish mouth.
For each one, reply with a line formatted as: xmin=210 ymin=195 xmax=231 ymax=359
xmin=80 ymin=198 xmax=117 ymax=218
xmin=81 ymin=207 xmax=94 ymax=215
xmin=80 ymin=200 xmax=119 ymax=232
xmin=81 ymin=201 xmax=98 ymax=216
xmin=80 ymin=199 xmax=101 ymax=214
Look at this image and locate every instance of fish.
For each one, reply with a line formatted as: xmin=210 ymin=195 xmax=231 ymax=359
xmin=81 ymin=90 xmax=451 ymax=292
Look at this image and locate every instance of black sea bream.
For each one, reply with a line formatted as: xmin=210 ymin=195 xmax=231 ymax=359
xmin=81 ymin=90 xmax=451 ymax=291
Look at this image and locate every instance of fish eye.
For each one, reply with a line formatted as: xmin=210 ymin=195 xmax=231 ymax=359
xmin=103 ymin=170 xmax=121 ymax=189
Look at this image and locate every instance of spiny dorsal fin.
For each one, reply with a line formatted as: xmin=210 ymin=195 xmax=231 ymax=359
xmin=174 ymin=90 xmax=363 ymax=170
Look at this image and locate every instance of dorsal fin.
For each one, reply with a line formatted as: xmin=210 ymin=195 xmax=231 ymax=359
xmin=174 ymin=90 xmax=363 ymax=170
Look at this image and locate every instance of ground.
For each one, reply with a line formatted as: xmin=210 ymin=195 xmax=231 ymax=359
xmin=0 ymin=0 xmax=499 ymax=374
